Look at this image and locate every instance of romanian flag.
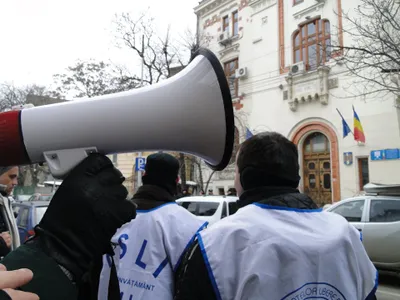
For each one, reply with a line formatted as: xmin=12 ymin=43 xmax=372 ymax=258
xmin=353 ymin=106 xmax=365 ymax=143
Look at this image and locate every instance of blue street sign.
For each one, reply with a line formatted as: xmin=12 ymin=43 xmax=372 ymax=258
xmin=384 ymin=149 xmax=400 ymax=160
xmin=370 ymin=149 xmax=400 ymax=161
xmin=370 ymin=150 xmax=385 ymax=161
xmin=135 ymin=157 xmax=146 ymax=171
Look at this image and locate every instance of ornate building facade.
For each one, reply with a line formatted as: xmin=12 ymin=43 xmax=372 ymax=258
xmin=195 ymin=0 xmax=400 ymax=204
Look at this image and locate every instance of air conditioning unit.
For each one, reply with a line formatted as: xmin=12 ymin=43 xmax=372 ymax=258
xmin=290 ymin=62 xmax=306 ymax=75
xmin=235 ymin=67 xmax=248 ymax=79
xmin=218 ymin=29 xmax=231 ymax=45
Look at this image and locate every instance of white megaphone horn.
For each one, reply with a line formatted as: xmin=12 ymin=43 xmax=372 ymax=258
xmin=0 ymin=48 xmax=235 ymax=179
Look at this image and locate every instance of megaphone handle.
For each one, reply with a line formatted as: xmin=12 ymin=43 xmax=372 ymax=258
xmin=44 ymin=147 xmax=98 ymax=179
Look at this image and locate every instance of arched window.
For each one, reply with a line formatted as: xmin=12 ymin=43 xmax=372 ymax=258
xmin=293 ymin=18 xmax=331 ymax=70
xmin=303 ymin=132 xmax=330 ymax=154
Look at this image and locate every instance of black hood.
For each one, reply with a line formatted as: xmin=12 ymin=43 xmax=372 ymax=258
xmin=131 ymin=185 xmax=176 ymax=210
xmin=238 ymin=186 xmax=318 ymax=210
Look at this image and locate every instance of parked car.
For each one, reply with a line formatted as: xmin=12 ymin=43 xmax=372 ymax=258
xmin=322 ymin=204 xmax=332 ymax=210
xmin=326 ymin=183 xmax=400 ymax=272
xmin=12 ymin=201 xmax=49 ymax=242
xmin=177 ymin=196 xmax=239 ymax=226
xmin=27 ymin=193 xmax=53 ymax=202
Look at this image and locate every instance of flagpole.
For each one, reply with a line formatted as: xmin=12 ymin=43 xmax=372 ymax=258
xmin=336 ymin=108 xmax=354 ymax=136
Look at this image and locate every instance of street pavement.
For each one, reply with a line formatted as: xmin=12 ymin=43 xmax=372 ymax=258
xmin=376 ymin=272 xmax=400 ymax=300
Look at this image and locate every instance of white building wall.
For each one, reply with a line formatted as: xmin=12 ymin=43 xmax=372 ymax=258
xmin=195 ymin=0 xmax=400 ymax=201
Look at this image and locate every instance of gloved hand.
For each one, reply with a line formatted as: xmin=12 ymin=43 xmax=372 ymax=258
xmin=29 ymin=153 xmax=136 ymax=284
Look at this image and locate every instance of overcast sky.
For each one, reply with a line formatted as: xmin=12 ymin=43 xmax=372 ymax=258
xmin=0 ymin=0 xmax=199 ymax=87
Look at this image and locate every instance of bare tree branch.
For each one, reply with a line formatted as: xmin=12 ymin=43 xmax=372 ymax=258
xmin=332 ymin=0 xmax=400 ymax=100
xmin=52 ymin=59 xmax=139 ymax=98
xmin=113 ymin=12 xmax=178 ymax=85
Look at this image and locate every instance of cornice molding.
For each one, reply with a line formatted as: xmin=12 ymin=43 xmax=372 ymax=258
xmin=293 ymin=0 xmax=326 ymax=20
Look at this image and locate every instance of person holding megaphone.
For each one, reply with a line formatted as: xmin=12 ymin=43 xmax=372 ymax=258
xmin=0 ymin=48 xmax=235 ymax=299
xmin=1 ymin=154 xmax=136 ymax=299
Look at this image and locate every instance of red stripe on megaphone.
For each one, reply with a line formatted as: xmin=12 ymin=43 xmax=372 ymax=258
xmin=0 ymin=110 xmax=30 ymax=166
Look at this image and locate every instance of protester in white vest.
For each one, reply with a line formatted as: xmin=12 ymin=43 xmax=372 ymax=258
xmin=98 ymin=153 xmax=208 ymax=300
xmin=174 ymin=132 xmax=378 ymax=300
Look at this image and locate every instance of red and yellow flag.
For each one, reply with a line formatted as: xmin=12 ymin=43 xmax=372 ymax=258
xmin=353 ymin=106 xmax=365 ymax=143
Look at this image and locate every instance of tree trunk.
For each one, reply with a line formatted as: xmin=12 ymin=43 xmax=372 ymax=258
xmin=205 ymin=170 xmax=216 ymax=194
xmin=192 ymin=159 xmax=204 ymax=192
xmin=197 ymin=163 xmax=204 ymax=192
xmin=179 ymin=153 xmax=187 ymax=191
xmin=30 ymin=165 xmax=39 ymax=188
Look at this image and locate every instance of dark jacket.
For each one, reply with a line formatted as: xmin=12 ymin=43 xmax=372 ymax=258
xmin=1 ymin=241 xmax=78 ymax=300
xmin=132 ymin=184 xmax=176 ymax=210
xmin=173 ymin=186 xmax=378 ymax=300
xmin=0 ymin=201 xmax=11 ymax=257
xmin=0 ymin=237 xmax=10 ymax=257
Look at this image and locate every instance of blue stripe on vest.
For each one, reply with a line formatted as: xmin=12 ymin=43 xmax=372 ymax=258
xmin=197 ymin=234 xmax=223 ymax=300
xmin=174 ymin=221 xmax=209 ymax=272
xmin=253 ymin=203 xmax=323 ymax=213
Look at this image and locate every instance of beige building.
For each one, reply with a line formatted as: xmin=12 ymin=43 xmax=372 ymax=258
xmin=195 ymin=0 xmax=400 ymax=205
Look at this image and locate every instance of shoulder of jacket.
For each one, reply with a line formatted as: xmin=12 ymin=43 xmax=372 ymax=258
xmin=200 ymin=211 xmax=251 ymax=237
xmin=144 ymin=204 xmax=200 ymax=225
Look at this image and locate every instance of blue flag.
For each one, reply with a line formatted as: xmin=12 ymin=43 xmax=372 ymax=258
xmin=336 ymin=108 xmax=351 ymax=138
xmin=246 ymin=127 xmax=253 ymax=139
xmin=342 ymin=118 xmax=351 ymax=138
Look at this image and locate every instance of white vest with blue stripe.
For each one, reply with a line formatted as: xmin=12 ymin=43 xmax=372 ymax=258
xmin=197 ymin=203 xmax=378 ymax=300
xmin=98 ymin=202 xmax=207 ymax=300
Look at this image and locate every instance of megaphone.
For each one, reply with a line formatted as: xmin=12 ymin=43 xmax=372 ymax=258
xmin=0 ymin=48 xmax=234 ymax=179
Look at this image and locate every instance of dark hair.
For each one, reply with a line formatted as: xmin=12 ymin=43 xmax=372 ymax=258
xmin=236 ymin=132 xmax=300 ymax=189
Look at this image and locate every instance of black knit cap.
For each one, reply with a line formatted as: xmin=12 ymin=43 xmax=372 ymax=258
xmin=142 ymin=153 xmax=180 ymax=193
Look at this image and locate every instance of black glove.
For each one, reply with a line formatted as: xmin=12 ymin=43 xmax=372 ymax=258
xmin=28 ymin=153 xmax=136 ymax=284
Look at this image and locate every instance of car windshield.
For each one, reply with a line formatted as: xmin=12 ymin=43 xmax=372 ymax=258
xmin=179 ymin=201 xmax=220 ymax=216
xmin=198 ymin=202 xmax=220 ymax=216
xmin=35 ymin=206 xmax=48 ymax=225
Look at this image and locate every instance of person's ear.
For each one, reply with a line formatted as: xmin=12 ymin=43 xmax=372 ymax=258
xmin=176 ymin=176 xmax=180 ymax=183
